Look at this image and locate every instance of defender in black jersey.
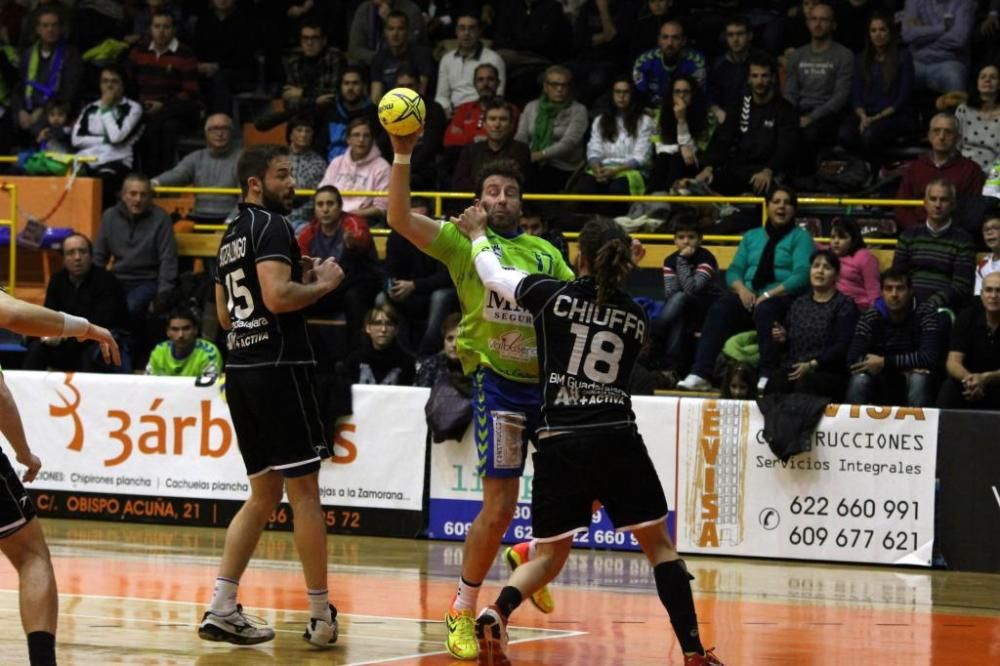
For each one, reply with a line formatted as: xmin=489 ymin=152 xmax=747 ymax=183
xmin=0 ymin=289 xmax=120 ymax=666
xmin=454 ymin=214 xmax=724 ymax=666
xmin=199 ymin=145 xmax=345 ymax=649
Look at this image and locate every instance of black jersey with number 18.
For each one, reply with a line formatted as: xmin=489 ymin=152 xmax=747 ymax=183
xmin=216 ymin=203 xmax=314 ymax=368
xmin=515 ymin=274 xmax=648 ymax=433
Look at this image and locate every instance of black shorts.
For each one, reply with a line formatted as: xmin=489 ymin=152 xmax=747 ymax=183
xmin=226 ymin=365 xmax=330 ymax=478
xmin=0 ymin=451 xmax=36 ymax=539
xmin=530 ymin=427 xmax=668 ymax=542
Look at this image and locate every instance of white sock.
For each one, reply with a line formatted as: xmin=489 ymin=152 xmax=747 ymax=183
xmin=209 ymin=576 xmax=239 ymax=615
xmin=453 ymin=577 xmax=481 ymax=612
xmin=308 ymin=588 xmax=330 ymax=621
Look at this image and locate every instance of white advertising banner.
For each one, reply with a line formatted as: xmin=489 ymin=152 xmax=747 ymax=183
xmin=675 ymin=399 xmax=938 ymax=566
xmin=0 ymin=373 xmax=425 ymax=514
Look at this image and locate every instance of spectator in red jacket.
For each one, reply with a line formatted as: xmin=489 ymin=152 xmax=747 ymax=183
xmin=895 ymin=113 xmax=986 ymax=233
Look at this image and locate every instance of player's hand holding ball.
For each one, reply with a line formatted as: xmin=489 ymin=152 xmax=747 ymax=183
xmin=380 ymin=87 xmax=425 ymax=155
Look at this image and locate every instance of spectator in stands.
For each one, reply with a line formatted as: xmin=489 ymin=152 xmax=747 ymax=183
xmin=901 ymin=0 xmax=976 ymax=94
xmin=839 ymin=13 xmax=917 ymax=161
xmin=145 ymin=306 xmax=221 ymax=378
xmin=12 ymin=7 xmax=81 ymax=143
xmin=348 ymin=0 xmax=425 ymax=67
xmin=633 ymin=20 xmax=706 ymax=109
xmin=515 ymin=65 xmax=588 ymax=194
xmin=768 ymin=250 xmax=858 ymax=398
xmin=782 ymin=2 xmax=854 ymax=169
xmin=94 ymin=173 xmax=178 ymax=363
xmin=414 ymin=312 xmax=462 ymax=387
xmin=938 ymin=271 xmax=1000 ymax=408
xmin=369 ymin=10 xmax=434 ymax=102
xmin=832 ymin=0 xmax=887 ymax=54
xmin=719 ymin=360 xmax=756 ymax=399
xmin=151 ymin=113 xmax=240 ymax=225
xmin=286 ymin=116 xmax=327 ymax=230
xmin=442 ymin=64 xmax=520 ymax=153
xmin=895 ymin=113 xmax=986 ymax=232
xmin=491 ymin=0 xmax=573 ymax=105
xmin=845 ymin=268 xmax=941 ymax=406
xmin=32 ymin=98 xmax=70 ymax=152
xmin=71 ymin=64 xmax=144 ymax=211
xmin=342 ymin=302 xmax=416 ymax=386
xmin=696 ymin=53 xmax=798 ymax=195
xmin=651 ymin=74 xmax=716 ymax=192
xmin=452 ymin=98 xmax=530 ymax=192
xmin=828 ymin=217 xmax=881 ymax=311
xmin=892 ymin=178 xmax=976 ymax=316
xmin=758 ymin=0 xmax=812 ymax=57
xmin=574 ymin=76 xmax=653 ymax=208
xmin=282 ymin=21 xmax=344 ymax=115
xmin=630 ymin=0 xmax=682 ymax=63
xmin=124 ymin=0 xmax=180 ymax=47
xmin=707 ymin=15 xmax=764 ymax=125
xmin=434 ymin=12 xmax=505 ymax=117
xmin=22 ymin=232 xmax=130 ymax=373
xmin=519 ymin=205 xmax=569 ymax=261
xmin=977 ymin=212 xmax=1000 ymax=294
xmin=678 ymin=186 xmax=814 ymax=392
xmin=127 ymin=10 xmax=200 ymax=175
xmin=193 ymin=0 xmax=257 ymax=115
xmin=567 ymin=0 xmax=636 ymax=105
xmin=376 ymin=65 xmax=444 ymax=190
xmin=648 ymin=212 xmax=721 ymax=384
xmin=318 ymin=117 xmax=391 ymax=222
xmin=316 ymin=66 xmax=377 ymax=161
xmin=298 ymin=185 xmax=382 ymax=347
xmin=382 ymin=196 xmax=458 ymax=357
xmin=955 ymin=63 xmax=1000 ymax=175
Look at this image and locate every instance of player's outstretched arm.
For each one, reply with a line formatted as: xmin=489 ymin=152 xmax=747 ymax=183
xmin=386 ymin=131 xmax=441 ymax=249
xmin=454 ymin=202 xmax=526 ymax=303
xmin=0 ymin=289 xmax=121 ymax=365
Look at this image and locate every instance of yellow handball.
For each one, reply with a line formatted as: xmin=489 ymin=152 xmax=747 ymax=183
xmin=377 ymin=87 xmax=426 ymax=136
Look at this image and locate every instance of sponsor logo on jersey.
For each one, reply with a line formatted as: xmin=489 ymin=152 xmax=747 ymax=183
xmin=484 ymin=290 xmax=533 ymax=327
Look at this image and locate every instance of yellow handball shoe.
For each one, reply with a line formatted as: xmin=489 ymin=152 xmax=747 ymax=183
xmin=504 ymin=544 xmax=555 ymax=614
xmin=445 ymin=605 xmax=479 ymax=660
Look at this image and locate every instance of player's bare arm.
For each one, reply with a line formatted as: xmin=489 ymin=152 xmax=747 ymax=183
xmin=215 ymin=283 xmax=232 ymax=331
xmin=386 ymin=131 xmax=441 ymax=249
xmin=0 ymin=375 xmax=40 ymax=482
xmin=257 ymin=258 xmax=344 ymax=314
xmin=0 ymin=289 xmax=120 ymax=365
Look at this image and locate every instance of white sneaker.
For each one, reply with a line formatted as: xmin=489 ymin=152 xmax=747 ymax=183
xmin=757 ymin=377 xmax=769 ymax=394
xmin=198 ymin=605 xmax=275 ymax=645
xmin=303 ymin=604 xmax=339 ymax=648
xmin=475 ymin=605 xmax=510 ymax=666
xmin=676 ymin=374 xmax=712 ymax=391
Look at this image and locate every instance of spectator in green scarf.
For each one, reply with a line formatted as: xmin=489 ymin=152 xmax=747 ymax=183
xmin=514 ymin=65 xmax=588 ymax=194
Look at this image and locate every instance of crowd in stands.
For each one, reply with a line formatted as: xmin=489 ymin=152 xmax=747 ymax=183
xmin=0 ymin=0 xmax=998 ymax=409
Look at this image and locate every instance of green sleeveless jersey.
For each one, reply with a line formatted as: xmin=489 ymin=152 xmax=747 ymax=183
xmin=425 ymin=222 xmax=574 ymax=383
xmin=145 ymin=339 xmax=221 ymax=378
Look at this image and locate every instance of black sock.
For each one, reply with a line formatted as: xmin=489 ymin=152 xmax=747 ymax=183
xmin=653 ymin=559 xmax=704 ymax=655
xmin=27 ymin=631 xmax=56 ymax=666
xmin=495 ymin=586 xmax=523 ymax=619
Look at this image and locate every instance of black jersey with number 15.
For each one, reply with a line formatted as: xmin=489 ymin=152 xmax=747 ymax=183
xmin=516 ymin=274 xmax=647 ymax=433
xmin=215 ymin=203 xmax=314 ymax=368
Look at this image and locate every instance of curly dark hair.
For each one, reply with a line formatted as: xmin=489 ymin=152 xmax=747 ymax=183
xmin=657 ymin=74 xmax=707 ymax=145
xmin=577 ymin=217 xmax=633 ymax=305
xmin=474 ymin=158 xmax=524 ymax=197
xmin=599 ymin=76 xmax=643 ymax=143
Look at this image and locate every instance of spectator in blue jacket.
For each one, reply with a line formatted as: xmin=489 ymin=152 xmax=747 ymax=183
xmin=632 ymin=20 xmax=706 ymax=109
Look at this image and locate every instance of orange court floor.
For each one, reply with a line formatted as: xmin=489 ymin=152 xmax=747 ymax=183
xmin=0 ymin=519 xmax=996 ymax=665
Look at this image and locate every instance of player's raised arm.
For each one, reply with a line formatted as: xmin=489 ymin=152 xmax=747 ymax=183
xmin=386 ymin=131 xmax=442 ymax=249
xmin=454 ymin=202 xmax=526 ymax=303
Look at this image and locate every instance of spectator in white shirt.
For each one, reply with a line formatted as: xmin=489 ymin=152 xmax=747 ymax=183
xmin=434 ymin=12 xmax=505 ymax=117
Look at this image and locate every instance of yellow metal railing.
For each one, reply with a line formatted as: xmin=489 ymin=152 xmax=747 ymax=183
xmin=0 ymin=183 xmax=17 ymax=294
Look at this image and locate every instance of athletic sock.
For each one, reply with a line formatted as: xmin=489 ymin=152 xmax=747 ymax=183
xmin=653 ymin=559 xmax=704 ymax=655
xmin=307 ymin=588 xmax=331 ymax=621
xmin=27 ymin=631 xmax=56 ymax=666
xmin=208 ymin=576 xmax=240 ymax=615
xmin=495 ymin=586 xmax=523 ymax=619
xmin=452 ymin=576 xmax=481 ymax=612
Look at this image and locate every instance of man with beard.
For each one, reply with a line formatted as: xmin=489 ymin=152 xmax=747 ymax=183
xmin=632 ymin=20 xmax=706 ymax=109
xmin=696 ymin=52 xmax=799 ymax=196
xmin=388 ymin=141 xmax=572 ymax=660
xmin=451 ymin=98 xmax=530 ymax=193
xmin=199 ymin=144 xmax=345 ymax=648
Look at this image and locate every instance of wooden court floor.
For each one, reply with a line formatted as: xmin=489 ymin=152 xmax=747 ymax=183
xmin=0 ymin=519 xmax=996 ymax=665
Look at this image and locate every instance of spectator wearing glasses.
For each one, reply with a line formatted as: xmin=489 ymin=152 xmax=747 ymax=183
xmin=515 ymin=66 xmax=588 ymax=194
xmin=282 ymin=21 xmax=345 ymax=114
xmin=151 ymin=113 xmax=240 ymax=225
xmin=651 ymin=74 xmax=716 ymax=191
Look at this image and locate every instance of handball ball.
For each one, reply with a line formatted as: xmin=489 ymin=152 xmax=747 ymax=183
xmin=378 ymin=87 xmax=426 ymax=136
